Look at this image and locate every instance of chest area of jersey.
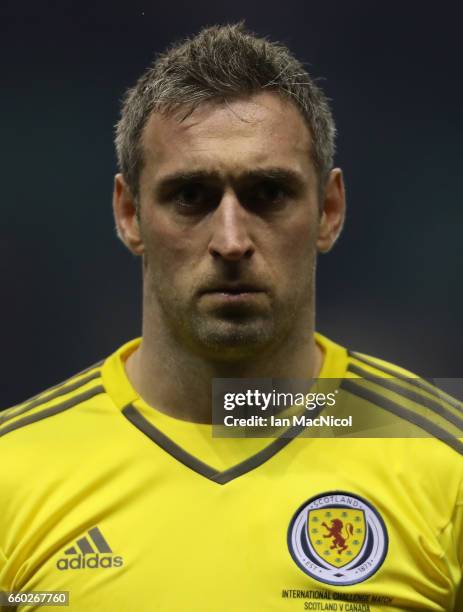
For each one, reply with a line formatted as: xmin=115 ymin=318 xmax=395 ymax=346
xmin=12 ymin=471 xmax=454 ymax=612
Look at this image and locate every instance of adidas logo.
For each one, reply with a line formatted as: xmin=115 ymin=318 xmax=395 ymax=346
xmin=56 ymin=527 xmax=123 ymax=570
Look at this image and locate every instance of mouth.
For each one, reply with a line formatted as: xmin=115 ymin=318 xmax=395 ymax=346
xmin=199 ymin=284 xmax=267 ymax=304
xmin=201 ymin=283 xmax=265 ymax=295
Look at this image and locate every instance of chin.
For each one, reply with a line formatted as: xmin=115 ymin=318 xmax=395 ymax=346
xmin=193 ymin=319 xmax=274 ymax=358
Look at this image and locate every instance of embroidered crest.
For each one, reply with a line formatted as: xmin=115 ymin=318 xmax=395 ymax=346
xmin=288 ymin=491 xmax=388 ymax=585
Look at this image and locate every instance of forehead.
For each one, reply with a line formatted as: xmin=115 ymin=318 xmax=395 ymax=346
xmin=140 ymin=92 xmax=314 ymax=183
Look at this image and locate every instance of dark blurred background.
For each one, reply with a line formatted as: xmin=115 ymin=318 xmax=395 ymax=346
xmin=2 ymin=1 xmax=462 ymax=408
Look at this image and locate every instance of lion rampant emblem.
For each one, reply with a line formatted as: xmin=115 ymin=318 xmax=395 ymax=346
xmin=289 ymin=492 xmax=388 ymax=582
xmin=321 ymin=518 xmax=354 ymax=554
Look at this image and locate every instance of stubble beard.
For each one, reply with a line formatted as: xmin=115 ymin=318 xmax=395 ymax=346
xmin=147 ymin=269 xmax=315 ymax=365
xmin=188 ymin=310 xmax=276 ymax=359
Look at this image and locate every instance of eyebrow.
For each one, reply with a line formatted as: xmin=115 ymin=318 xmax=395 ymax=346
xmin=241 ymin=168 xmax=306 ymax=189
xmin=154 ymin=167 xmax=307 ymax=195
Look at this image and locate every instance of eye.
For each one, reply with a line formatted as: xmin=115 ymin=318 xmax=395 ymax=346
xmin=256 ymin=182 xmax=286 ymax=202
xmin=242 ymin=180 xmax=289 ymax=210
xmin=175 ymin=183 xmax=207 ymax=208
xmin=171 ymin=182 xmax=222 ymax=215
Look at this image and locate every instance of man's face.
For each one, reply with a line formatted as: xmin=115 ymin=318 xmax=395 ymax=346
xmin=115 ymin=92 xmax=344 ymax=360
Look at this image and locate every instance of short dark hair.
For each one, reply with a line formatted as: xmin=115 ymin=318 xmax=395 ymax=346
xmin=115 ymin=23 xmax=336 ymax=200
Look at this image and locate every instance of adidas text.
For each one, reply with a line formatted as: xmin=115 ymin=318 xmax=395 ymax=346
xmin=56 ymin=554 xmax=124 ymax=570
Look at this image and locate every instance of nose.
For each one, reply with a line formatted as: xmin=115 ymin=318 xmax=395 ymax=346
xmin=207 ymin=191 xmax=254 ymax=261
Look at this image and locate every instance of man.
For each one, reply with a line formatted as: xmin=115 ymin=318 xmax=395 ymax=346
xmin=1 ymin=24 xmax=462 ymax=612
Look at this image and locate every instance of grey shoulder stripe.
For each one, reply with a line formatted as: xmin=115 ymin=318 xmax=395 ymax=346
xmin=341 ymin=379 xmax=463 ymax=456
xmin=122 ymin=404 xmax=305 ymax=485
xmin=7 ymin=360 xmax=104 ymax=412
xmin=1 ymin=371 xmax=102 ymax=426
xmin=347 ymin=363 xmax=463 ymax=431
xmin=349 ymin=351 xmax=463 ymax=413
xmin=0 ymin=386 xmax=105 ymax=438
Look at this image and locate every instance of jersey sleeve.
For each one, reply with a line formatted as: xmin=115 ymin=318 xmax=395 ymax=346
xmin=447 ymin=476 xmax=463 ymax=610
xmin=0 ymin=544 xmax=9 ymax=608
xmin=456 ymin=485 xmax=463 ymax=569
xmin=0 ymin=460 xmax=12 ymax=595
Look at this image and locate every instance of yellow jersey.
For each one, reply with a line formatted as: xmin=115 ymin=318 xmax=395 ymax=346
xmin=1 ymin=334 xmax=463 ymax=611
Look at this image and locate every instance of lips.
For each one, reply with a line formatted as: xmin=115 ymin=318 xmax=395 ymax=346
xmin=200 ymin=284 xmax=265 ymax=295
xmin=198 ymin=282 xmax=268 ymax=314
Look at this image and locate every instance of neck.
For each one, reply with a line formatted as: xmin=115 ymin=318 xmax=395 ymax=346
xmin=125 ymin=311 xmax=323 ymax=424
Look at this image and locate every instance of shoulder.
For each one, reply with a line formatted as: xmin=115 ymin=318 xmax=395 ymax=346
xmin=0 ymin=360 xmax=107 ymax=441
xmin=343 ymin=347 xmax=463 ymax=458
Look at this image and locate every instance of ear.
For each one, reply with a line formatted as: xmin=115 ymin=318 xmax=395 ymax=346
xmin=112 ymin=174 xmax=145 ymax=255
xmin=316 ymin=168 xmax=346 ymax=253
